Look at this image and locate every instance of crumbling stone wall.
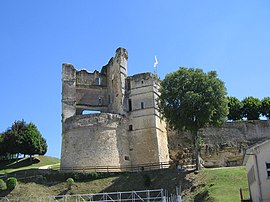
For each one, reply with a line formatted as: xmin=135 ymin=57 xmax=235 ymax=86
xmin=168 ymin=120 xmax=270 ymax=167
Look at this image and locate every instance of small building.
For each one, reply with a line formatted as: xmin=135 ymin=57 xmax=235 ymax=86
xmin=243 ymin=139 xmax=270 ymax=202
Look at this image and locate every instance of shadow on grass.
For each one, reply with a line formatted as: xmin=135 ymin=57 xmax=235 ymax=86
xmin=0 ymin=189 xmax=13 ymax=197
xmin=54 ymin=189 xmax=70 ymax=200
xmin=1 ymin=168 xmax=62 ymax=186
xmin=0 ymin=158 xmax=40 ymax=170
xmin=101 ymin=168 xmax=192 ymax=195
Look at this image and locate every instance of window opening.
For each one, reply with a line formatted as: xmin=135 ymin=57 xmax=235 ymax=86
xmin=124 ymin=156 xmax=130 ymax=161
xmin=129 ymin=125 xmax=133 ymax=131
xmin=128 ymin=99 xmax=132 ymax=111
xmin=266 ymin=163 xmax=270 ymax=177
xmin=141 ymin=80 xmax=144 ymax=84
xmin=127 ymin=80 xmax=131 ymax=90
xmin=95 ymin=77 xmax=101 ymax=85
xmin=82 ymin=110 xmax=101 ymax=115
xmin=98 ymin=97 xmax=102 ymax=105
xmin=141 ymin=102 xmax=144 ymax=109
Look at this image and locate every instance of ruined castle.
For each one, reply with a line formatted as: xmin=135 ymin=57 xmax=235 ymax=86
xmin=61 ymin=48 xmax=270 ymax=171
xmin=61 ymin=48 xmax=169 ymax=172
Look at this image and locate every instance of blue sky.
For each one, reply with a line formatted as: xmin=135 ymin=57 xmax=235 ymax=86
xmin=1 ymin=1 xmax=270 ymax=158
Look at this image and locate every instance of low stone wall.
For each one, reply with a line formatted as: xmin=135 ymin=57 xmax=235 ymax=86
xmin=168 ymin=120 xmax=270 ymax=167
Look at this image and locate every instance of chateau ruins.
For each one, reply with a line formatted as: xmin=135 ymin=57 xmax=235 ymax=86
xmin=61 ymin=48 xmax=169 ymax=172
xmin=61 ymin=48 xmax=270 ymax=171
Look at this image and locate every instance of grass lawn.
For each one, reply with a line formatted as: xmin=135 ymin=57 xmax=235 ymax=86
xmin=197 ymin=167 xmax=249 ymax=202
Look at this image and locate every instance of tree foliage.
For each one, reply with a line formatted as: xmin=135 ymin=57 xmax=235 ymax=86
xmin=159 ymin=67 xmax=228 ymax=131
xmin=0 ymin=120 xmax=47 ymax=159
xmin=242 ymin=96 xmax=261 ymax=120
xmin=227 ymin=96 xmax=243 ymax=121
xmin=158 ymin=67 xmax=228 ymax=169
xmin=0 ymin=179 xmax=6 ymax=191
xmin=261 ymin=97 xmax=270 ymax=119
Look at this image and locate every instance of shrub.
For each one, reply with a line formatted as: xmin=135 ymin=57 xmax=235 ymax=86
xmin=0 ymin=179 xmax=6 ymax=190
xmin=6 ymin=177 xmax=17 ymax=190
xmin=66 ymin=177 xmax=75 ymax=190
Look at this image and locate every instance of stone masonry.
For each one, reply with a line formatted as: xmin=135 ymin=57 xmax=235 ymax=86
xmin=61 ymin=48 xmax=170 ymax=172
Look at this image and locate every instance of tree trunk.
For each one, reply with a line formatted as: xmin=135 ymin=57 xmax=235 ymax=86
xmin=16 ymin=153 xmax=19 ymax=162
xmin=193 ymin=130 xmax=200 ymax=170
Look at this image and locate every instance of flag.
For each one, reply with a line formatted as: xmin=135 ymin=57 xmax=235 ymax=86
xmin=154 ymin=56 xmax=158 ymax=68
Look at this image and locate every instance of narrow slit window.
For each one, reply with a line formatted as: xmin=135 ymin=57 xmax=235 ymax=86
xmin=141 ymin=102 xmax=144 ymax=109
xmin=98 ymin=97 xmax=102 ymax=105
xmin=266 ymin=163 xmax=270 ymax=177
xmin=128 ymin=99 xmax=132 ymax=111
xmin=127 ymin=80 xmax=131 ymax=90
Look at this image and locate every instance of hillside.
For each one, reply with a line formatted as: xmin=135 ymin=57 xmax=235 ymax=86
xmin=0 ymin=158 xmax=249 ymax=201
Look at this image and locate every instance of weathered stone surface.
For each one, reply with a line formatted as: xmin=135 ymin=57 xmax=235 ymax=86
xmin=168 ymin=120 xmax=270 ymax=167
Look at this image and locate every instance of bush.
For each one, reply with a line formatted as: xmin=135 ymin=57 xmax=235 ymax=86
xmin=66 ymin=177 xmax=75 ymax=190
xmin=0 ymin=179 xmax=6 ymax=190
xmin=6 ymin=177 xmax=17 ymax=190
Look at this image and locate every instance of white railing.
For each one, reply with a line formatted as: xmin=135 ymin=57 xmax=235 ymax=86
xmin=0 ymin=188 xmax=182 ymax=202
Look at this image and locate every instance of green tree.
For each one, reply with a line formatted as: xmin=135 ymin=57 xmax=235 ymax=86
xmin=242 ymin=96 xmax=261 ymax=120
xmin=158 ymin=67 xmax=228 ymax=170
xmin=227 ymin=96 xmax=243 ymax=121
xmin=261 ymin=97 xmax=270 ymax=119
xmin=22 ymin=122 xmax=47 ymax=157
xmin=1 ymin=120 xmax=47 ymax=159
xmin=3 ymin=120 xmax=28 ymax=159
xmin=0 ymin=133 xmax=7 ymax=158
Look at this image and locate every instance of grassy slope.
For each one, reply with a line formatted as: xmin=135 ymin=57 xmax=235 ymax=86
xmin=0 ymin=156 xmax=60 ymax=174
xmin=0 ymin=158 xmax=248 ymax=201
xmin=205 ymin=167 xmax=249 ymax=202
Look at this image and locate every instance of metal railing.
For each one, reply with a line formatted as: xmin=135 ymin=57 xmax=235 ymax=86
xmin=0 ymin=188 xmax=182 ymax=202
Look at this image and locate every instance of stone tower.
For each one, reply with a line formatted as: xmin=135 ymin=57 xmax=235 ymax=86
xmin=61 ymin=48 xmax=169 ymax=172
xmin=126 ymin=73 xmax=169 ymax=167
xmin=101 ymin=48 xmax=128 ymax=114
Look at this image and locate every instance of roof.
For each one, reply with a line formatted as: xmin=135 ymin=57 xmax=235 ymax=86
xmin=243 ymin=138 xmax=270 ymax=165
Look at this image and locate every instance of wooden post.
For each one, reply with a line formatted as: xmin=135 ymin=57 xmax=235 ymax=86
xmin=240 ymin=188 xmax=243 ymax=201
